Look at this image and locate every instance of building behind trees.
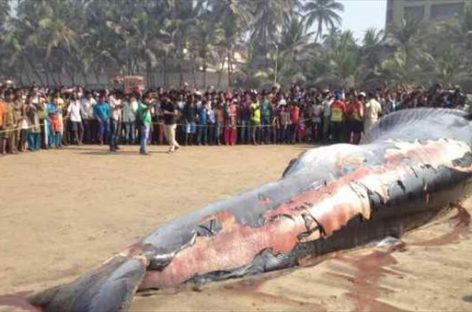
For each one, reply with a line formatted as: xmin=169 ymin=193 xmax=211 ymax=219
xmin=386 ymin=0 xmax=466 ymax=27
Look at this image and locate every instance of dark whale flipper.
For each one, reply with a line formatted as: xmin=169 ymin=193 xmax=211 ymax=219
xmin=28 ymin=255 xmax=147 ymax=312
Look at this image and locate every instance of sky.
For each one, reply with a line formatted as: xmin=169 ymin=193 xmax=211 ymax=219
xmin=338 ymin=0 xmax=387 ymax=40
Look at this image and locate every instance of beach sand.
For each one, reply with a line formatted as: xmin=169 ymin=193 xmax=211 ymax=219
xmin=0 ymin=145 xmax=471 ymax=311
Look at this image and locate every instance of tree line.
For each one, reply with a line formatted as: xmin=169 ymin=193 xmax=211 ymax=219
xmin=0 ymin=0 xmax=471 ymax=90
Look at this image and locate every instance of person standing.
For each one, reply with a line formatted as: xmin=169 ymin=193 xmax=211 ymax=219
xmin=109 ymin=92 xmax=123 ymax=152
xmin=279 ymin=104 xmax=291 ymax=144
xmin=364 ymin=92 xmax=382 ymax=132
xmin=67 ymin=93 xmax=84 ymax=145
xmin=330 ymin=91 xmax=346 ymax=143
xmin=311 ymin=100 xmax=323 ymax=143
xmin=4 ymin=90 xmax=18 ymax=154
xmin=13 ymin=91 xmax=24 ymax=152
xmin=214 ymin=101 xmax=224 ymax=145
xmin=0 ymin=95 xmax=7 ymax=155
xmin=271 ymin=97 xmax=279 ymax=144
xmin=93 ymin=94 xmax=110 ymax=146
xmin=26 ymin=96 xmax=41 ymax=151
xmin=260 ymin=94 xmax=272 ymax=144
xmin=137 ymin=94 xmax=152 ymax=155
xmin=81 ymin=92 xmax=96 ymax=144
xmin=350 ymin=93 xmax=365 ymax=144
xmin=239 ymin=93 xmax=251 ymax=144
xmin=227 ymin=98 xmax=238 ymax=145
xmin=19 ymin=97 xmax=30 ymax=152
xmin=197 ymin=98 xmax=209 ymax=145
xmin=289 ymin=102 xmax=300 ymax=144
xmin=321 ymin=91 xmax=332 ymax=142
xmin=47 ymin=98 xmax=58 ymax=148
xmin=207 ymin=98 xmax=216 ymax=145
xmin=250 ymin=95 xmax=261 ymax=145
xmin=38 ymin=97 xmax=49 ymax=149
xmin=155 ymin=96 xmax=166 ymax=145
xmin=57 ymin=93 xmax=69 ymax=146
xmin=162 ymin=96 xmax=180 ymax=153
xmin=122 ymin=94 xmax=138 ymax=145
xmin=55 ymin=98 xmax=64 ymax=148
xmin=183 ymin=95 xmax=197 ymax=145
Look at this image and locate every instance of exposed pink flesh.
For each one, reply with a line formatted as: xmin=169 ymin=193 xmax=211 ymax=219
xmin=140 ymin=139 xmax=472 ymax=289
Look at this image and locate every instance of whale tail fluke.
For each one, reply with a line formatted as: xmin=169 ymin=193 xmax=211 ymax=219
xmin=28 ymin=255 xmax=147 ymax=312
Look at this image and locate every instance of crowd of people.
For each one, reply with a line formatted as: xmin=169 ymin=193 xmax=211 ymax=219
xmin=0 ymin=82 xmax=468 ymax=156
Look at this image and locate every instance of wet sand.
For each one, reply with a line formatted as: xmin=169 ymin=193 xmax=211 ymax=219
xmin=0 ymin=145 xmax=471 ymax=311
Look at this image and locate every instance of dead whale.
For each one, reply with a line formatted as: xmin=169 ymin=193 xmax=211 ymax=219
xmin=28 ymin=108 xmax=472 ymax=311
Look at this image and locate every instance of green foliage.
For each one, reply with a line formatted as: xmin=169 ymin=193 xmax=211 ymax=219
xmin=0 ymin=0 xmax=470 ymax=90
xmin=303 ymin=0 xmax=344 ymax=42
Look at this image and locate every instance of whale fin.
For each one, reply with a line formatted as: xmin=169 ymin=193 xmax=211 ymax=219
xmin=29 ymin=255 xmax=147 ymax=312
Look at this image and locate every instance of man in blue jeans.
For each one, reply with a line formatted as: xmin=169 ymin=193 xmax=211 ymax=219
xmin=137 ymin=93 xmax=152 ymax=155
xmin=93 ymin=94 xmax=110 ymax=145
xmin=260 ymin=93 xmax=273 ymax=144
xmin=183 ymin=96 xmax=197 ymax=145
xmin=122 ymin=94 xmax=137 ymax=144
xmin=109 ymin=91 xmax=123 ymax=152
xmin=238 ymin=94 xmax=251 ymax=144
xmin=197 ymin=100 xmax=209 ymax=145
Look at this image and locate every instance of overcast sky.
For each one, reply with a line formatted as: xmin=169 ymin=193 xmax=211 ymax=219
xmin=338 ymin=0 xmax=387 ymax=40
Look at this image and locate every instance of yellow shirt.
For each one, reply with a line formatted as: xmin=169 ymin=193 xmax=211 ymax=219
xmin=365 ymin=99 xmax=382 ymax=123
xmin=57 ymin=97 xmax=66 ymax=112
xmin=250 ymin=102 xmax=261 ymax=123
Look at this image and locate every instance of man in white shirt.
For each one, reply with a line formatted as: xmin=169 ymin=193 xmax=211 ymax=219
xmin=312 ymin=101 xmax=323 ymax=142
xmin=109 ymin=91 xmax=123 ymax=152
xmin=321 ymin=90 xmax=333 ymax=142
xmin=81 ymin=92 xmax=97 ymax=143
xmin=67 ymin=93 xmax=83 ymax=144
xmin=364 ymin=92 xmax=382 ymax=132
xmin=122 ymin=94 xmax=139 ymax=144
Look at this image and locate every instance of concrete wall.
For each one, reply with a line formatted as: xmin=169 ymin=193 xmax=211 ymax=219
xmin=15 ymin=70 xmax=230 ymax=89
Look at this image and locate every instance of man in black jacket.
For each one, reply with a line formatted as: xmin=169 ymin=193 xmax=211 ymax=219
xmin=162 ymin=96 xmax=180 ymax=153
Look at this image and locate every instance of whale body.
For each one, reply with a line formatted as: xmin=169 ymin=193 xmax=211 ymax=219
xmin=29 ymin=109 xmax=472 ymax=311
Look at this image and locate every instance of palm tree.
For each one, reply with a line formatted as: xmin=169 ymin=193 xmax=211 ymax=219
xmin=322 ymin=26 xmax=341 ymax=50
xmin=0 ymin=0 xmax=10 ymax=27
xmin=251 ymin=0 xmax=301 ymax=66
xmin=303 ymin=0 xmax=344 ymax=42
xmin=359 ymin=28 xmax=385 ymax=86
xmin=276 ymin=16 xmax=317 ymax=84
xmin=380 ymin=49 xmax=423 ymax=88
xmin=385 ymin=16 xmax=425 ymax=55
xmin=329 ymin=30 xmax=359 ymax=88
xmin=189 ymin=19 xmax=225 ymax=87
xmin=209 ymin=0 xmax=254 ymax=86
xmin=429 ymin=48 xmax=467 ymax=87
xmin=234 ymin=43 xmax=272 ymax=88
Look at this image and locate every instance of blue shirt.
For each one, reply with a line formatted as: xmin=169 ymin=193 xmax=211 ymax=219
xmin=94 ymin=101 xmax=110 ymax=121
xmin=47 ymin=103 xmax=58 ymax=115
xmin=197 ymin=106 xmax=208 ymax=125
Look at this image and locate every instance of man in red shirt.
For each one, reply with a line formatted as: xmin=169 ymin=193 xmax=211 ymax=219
xmin=290 ymin=102 xmax=300 ymax=144
xmin=330 ymin=91 xmax=346 ymax=143
xmin=350 ymin=93 xmax=365 ymax=144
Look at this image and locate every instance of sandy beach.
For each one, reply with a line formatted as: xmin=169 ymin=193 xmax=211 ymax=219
xmin=0 ymin=145 xmax=471 ymax=311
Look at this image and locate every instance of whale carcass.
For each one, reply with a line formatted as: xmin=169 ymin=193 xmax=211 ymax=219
xmin=29 ymin=108 xmax=472 ymax=311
